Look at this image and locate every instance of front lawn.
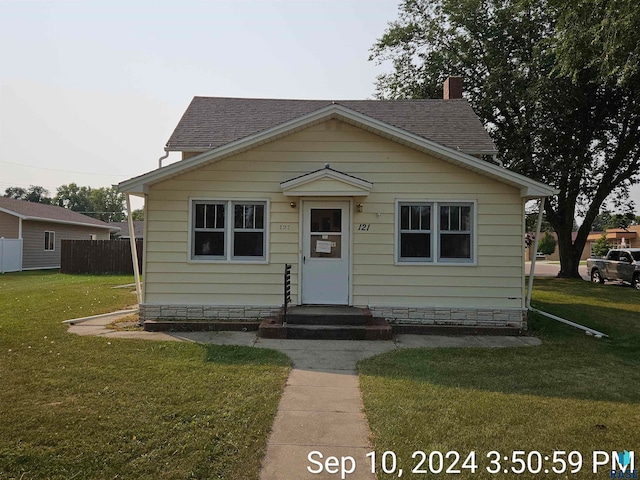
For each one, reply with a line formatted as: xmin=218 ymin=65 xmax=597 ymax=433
xmin=0 ymin=271 xmax=290 ymax=479
xmin=358 ymin=278 xmax=640 ymax=479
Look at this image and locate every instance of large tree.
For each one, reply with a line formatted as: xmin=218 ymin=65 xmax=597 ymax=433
xmin=370 ymin=0 xmax=640 ymax=278
xmin=554 ymin=0 xmax=640 ymax=88
xmin=54 ymin=184 xmax=125 ymax=222
xmin=4 ymin=185 xmax=52 ymax=204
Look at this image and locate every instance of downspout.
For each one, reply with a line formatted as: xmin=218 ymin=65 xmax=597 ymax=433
xmin=125 ymin=194 xmax=143 ymax=305
xmin=158 ymin=150 xmax=169 ymax=169
xmin=526 ymin=197 xmax=608 ymax=338
xmin=526 ymin=197 xmax=545 ymax=309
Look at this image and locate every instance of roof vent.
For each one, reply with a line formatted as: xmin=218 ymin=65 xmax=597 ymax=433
xmin=444 ymin=76 xmax=463 ymax=99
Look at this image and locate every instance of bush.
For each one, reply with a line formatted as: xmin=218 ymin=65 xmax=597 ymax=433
xmin=538 ymin=231 xmax=557 ymax=256
xmin=592 ymin=233 xmax=611 ymax=257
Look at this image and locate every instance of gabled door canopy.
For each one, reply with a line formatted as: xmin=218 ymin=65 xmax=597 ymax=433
xmin=280 ymin=164 xmax=373 ymax=197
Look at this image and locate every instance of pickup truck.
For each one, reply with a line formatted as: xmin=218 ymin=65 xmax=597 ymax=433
xmin=587 ymin=248 xmax=640 ymax=290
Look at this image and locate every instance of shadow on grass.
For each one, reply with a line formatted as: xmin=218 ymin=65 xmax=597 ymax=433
xmin=359 ymin=278 xmax=640 ymax=404
xmin=203 ymin=344 xmax=291 ymax=367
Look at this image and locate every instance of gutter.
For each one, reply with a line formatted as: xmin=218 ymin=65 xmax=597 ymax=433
xmin=526 ymin=197 xmax=608 ymax=338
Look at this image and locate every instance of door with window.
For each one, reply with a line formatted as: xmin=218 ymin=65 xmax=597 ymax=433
xmin=301 ymin=201 xmax=350 ymax=304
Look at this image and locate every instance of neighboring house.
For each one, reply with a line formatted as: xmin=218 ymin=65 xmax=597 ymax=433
xmin=119 ymin=78 xmax=556 ymax=329
xmin=110 ymin=221 xmax=144 ymax=240
xmin=586 ymin=225 xmax=640 ymax=252
xmin=0 ymin=197 xmax=114 ymax=271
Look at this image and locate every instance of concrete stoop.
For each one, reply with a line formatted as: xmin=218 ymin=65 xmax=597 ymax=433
xmin=259 ymin=306 xmax=393 ymax=341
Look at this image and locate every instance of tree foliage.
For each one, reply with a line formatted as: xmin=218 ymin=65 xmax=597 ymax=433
xmin=538 ymin=231 xmax=557 ymax=256
xmin=54 ymin=184 xmax=125 ymax=222
xmin=554 ymin=0 xmax=640 ymax=87
xmin=592 ymin=233 xmax=611 ymax=257
xmin=370 ymin=0 xmax=640 ymax=278
xmin=4 ymin=185 xmax=52 ymax=204
xmin=5 ymin=183 xmax=127 ymax=222
xmin=591 ymin=209 xmax=637 ymax=231
xmin=130 ymin=209 xmax=144 ymax=221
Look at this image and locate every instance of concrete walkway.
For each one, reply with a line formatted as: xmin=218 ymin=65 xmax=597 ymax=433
xmin=67 ymin=316 xmax=541 ymax=480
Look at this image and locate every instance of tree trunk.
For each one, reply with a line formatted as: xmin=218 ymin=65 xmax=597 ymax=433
xmin=555 ymin=228 xmax=583 ymax=278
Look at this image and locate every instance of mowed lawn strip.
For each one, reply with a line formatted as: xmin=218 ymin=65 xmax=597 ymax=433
xmin=0 ymin=271 xmax=290 ymax=480
xmin=358 ymin=278 xmax=640 ymax=479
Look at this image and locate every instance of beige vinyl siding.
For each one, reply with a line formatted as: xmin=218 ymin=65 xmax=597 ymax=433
xmin=22 ymin=221 xmax=110 ymax=269
xmin=144 ymin=119 xmax=524 ymax=309
xmin=0 ymin=211 xmax=20 ymax=238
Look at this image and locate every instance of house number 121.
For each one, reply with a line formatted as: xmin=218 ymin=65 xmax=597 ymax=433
xmin=358 ymin=224 xmax=371 ymax=231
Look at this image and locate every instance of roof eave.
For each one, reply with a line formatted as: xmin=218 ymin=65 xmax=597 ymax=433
xmin=0 ymin=207 xmax=26 ymax=219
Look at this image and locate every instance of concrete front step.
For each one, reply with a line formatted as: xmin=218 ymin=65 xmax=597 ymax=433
xmin=259 ymin=316 xmax=392 ymax=340
xmin=285 ymin=306 xmax=372 ymax=326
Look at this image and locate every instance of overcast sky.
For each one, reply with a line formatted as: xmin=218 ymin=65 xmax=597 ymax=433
xmin=1 ymin=0 xmax=638 ymax=215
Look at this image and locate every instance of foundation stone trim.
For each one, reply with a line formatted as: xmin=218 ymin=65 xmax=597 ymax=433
xmin=140 ymin=304 xmax=281 ymax=322
xmin=369 ymin=306 xmax=527 ymax=329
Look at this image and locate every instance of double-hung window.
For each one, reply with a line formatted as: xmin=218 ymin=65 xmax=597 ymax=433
xmin=44 ymin=231 xmax=55 ymax=251
xmin=233 ymin=203 xmax=265 ymax=258
xmin=194 ymin=203 xmax=226 ymax=257
xmin=397 ymin=201 xmax=474 ymax=263
xmin=399 ymin=203 xmax=432 ymax=261
xmin=438 ymin=204 xmax=472 ymax=261
xmin=192 ymin=200 xmax=266 ymax=261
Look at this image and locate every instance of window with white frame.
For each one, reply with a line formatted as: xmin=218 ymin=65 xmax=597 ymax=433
xmin=192 ymin=200 xmax=266 ymax=261
xmin=438 ymin=203 xmax=473 ymax=261
xmin=397 ymin=201 xmax=474 ymax=263
xmin=193 ymin=202 xmax=226 ymax=257
xmin=399 ymin=203 xmax=432 ymax=261
xmin=44 ymin=231 xmax=55 ymax=251
xmin=233 ymin=203 xmax=265 ymax=257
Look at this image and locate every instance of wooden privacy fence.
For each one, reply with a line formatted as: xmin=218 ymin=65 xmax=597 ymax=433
xmin=61 ymin=240 xmax=143 ymax=274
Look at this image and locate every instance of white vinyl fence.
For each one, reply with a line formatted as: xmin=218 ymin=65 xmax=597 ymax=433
xmin=0 ymin=238 xmax=23 ymax=273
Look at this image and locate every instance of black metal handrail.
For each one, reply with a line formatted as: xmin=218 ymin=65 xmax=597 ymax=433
xmin=283 ymin=264 xmax=291 ymax=323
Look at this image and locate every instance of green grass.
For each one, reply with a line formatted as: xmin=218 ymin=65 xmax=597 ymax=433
xmin=358 ymin=278 xmax=640 ymax=479
xmin=0 ymin=271 xmax=290 ymax=479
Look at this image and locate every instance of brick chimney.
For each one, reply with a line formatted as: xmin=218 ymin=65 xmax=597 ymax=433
xmin=443 ymin=76 xmax=463 ymax=99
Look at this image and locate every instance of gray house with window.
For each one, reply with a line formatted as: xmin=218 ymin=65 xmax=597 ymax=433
xmin=0 ymin=197 xmax=114 ymax=271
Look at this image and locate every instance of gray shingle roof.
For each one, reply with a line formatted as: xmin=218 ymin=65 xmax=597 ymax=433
xmin=166 ymin=97 xmax=497 ymax=154
xmin=109 ymin=221 xmax=144 ymax=238
xmin=0 ymin=197 xmax=113 ymax=229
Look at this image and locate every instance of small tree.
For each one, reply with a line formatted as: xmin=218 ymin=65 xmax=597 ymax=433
xmin=592 ymin=233 xmax=610 ymax=258
xmin=538 ymin=232 xmax=557 ymax=256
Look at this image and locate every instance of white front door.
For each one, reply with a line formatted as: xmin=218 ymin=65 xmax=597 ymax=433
xmin=301 ymin=201 xmax=350 ymax=305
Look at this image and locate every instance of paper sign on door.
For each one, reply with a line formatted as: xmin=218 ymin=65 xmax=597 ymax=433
xmin=315 ymin=240 xmax=332 ymax=254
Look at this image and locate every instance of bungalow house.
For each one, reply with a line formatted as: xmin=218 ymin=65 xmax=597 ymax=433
xmin=119 ymin=78 xmax=557 ymax=331
xmin=0 ymin=197 xmax=114 ymax=271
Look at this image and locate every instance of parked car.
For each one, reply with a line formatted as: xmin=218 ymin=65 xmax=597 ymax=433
xmin=587 ymin=248 xmax=640 ymax=290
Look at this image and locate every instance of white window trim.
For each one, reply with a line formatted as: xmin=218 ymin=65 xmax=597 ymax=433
xmin=188 ymin=198 xmax=270 ymax=264
xmin=44 ymin=231 xmax=55 ymax=251
xmin=397 ymin=201 xmax=434 ymax=263
xmin=394 ymin=199 xmax=477 ymax=266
